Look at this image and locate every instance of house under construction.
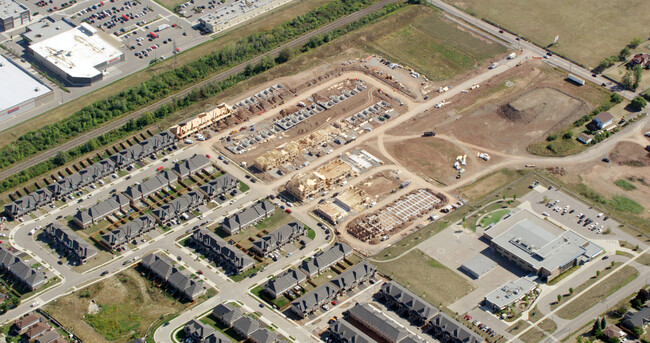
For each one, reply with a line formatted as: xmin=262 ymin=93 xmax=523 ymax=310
xmin=170 ymin=103 xmax=234 ymax=140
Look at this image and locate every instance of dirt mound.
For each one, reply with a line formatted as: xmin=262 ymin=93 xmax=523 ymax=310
xmin=609 ymin=142 xmax=650 ymax=166
xmin=499 ymin=87 xmax=585 ymax=124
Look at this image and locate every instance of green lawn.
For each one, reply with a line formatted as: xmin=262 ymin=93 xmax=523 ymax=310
xmin=375 ymin=249 xmax=475 ymax=307
xmin=239 ymin=181 xmax=250 ymax=193
xmin=614 ymin=179 xmax=637 ymax=191
xmin=251 ymin=285 xmax=292 ymax=309
xmin=306 ymin=228 xmax=316 ymax=240
xmin=479 ymin=209 xmax=511 ymax=227
xmin=556 ymin=265 xmax=639 ymax=319
xmin=367 ymin=7 xmax=506 ymax=81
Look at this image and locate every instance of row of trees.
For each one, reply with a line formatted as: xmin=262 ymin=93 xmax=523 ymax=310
xmin=0 ymin=1 xmax=408 ymax=194
xmin=573 ymin=93 xmax=622 ymax=128
xmin=593 ymin=37 xmax=644 ymax=73
xmin=0 ymin=0 xmax=380 ymax=171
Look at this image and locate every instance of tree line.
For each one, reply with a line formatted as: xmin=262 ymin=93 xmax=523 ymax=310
xmin=0 ymin=1 xmax=408 ymax=194
xmin=0 ymin=0 xmax=379 ymax=171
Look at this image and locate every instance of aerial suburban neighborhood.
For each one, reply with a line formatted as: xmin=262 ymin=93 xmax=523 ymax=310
xmin=0 ymin=0 xmax=648 ymax=342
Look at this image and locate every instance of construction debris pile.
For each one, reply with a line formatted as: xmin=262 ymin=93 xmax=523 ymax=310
xmin=347 ymin=189 xmax=446 ymax=243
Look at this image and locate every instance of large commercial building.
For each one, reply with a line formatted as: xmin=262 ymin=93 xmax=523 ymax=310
xmin=483 ymin=210 xmax=603 ymax=282
xmin=198 ymin=0 xmax=291 ymax=33
xmin=0 ymin=0 xmax=29 ymax=32
xmin=27 ymin=22 xmax=124 ymax=85
xmin=0 ymin=55 xmax=53 ymax=118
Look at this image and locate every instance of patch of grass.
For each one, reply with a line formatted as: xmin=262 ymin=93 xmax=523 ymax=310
xmin=614 ymin=179 xmax=637 ymax=191
xmin=231 ymin=263 xmax=265 ymax=282
xmin=46 ymin=268 xmax=186 ymax=342
xmin=306 ymin=228 xmax=316 ymax=240
xmin=239 ymin=181 xmax=250 ymax=193
xmin=615 ymin=250 xmax=634 ymax=258
xmin=251 ymin=285 xmax=292 ymax=309
xmin=520 ymin=326 xmax=547 ymax=343
xmin=368 ymin=7 xmax=506 ymax=81
xmin=479 ymin=209 xmax=511 ymax=227
xmin=507 ymin=320 xmax=530 ymax=335
xmin=547 ymin=265 xmax=580 ymax=285
xmin=375 ymin=249 xmax=475 ymax=307
xmin=529 ymin=138 xmax=587 ymax=157
xmin=638 ymin=253 xmax=650 ymax=266
xmin=556 ymin=265 xmax=639 ymax=319
xmin=609 ymin=196 xmax=643 ymax=213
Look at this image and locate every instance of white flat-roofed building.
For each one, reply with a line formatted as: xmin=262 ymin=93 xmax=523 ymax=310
xmin=199 ymin=0 xmax=291 ymax=33
xmin=28 ymin=22 xmax=124 ymax=85
xmin=0 ymin=55 xmax=53 ymax=117
xmin=0 ymin=0 xmax=30 ymax=32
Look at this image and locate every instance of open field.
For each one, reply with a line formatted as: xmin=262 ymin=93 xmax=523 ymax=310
xmin=374 ymin=249 xmax=475 ymax=307
xmin=357 ymin=171 xmax=402 ymax=200
xmin=506 ymin=320 xmax=530 ymax=335
xmin=556 ymin=265 xmax=639 ymax=320
xmin=45 ymin=268 xmax=186 ymax=343
xmin=385 ymin=137 xmax=466 ymax=185
xmin=458 ymin=169 xmax=530 ymax=202
xmin=367 ymin=7 xmax=506 ymax=81
xmin=444 ymin=0 xmax=650 ymax=67
xmin=392 ymin=62 xmax=610 ymax=156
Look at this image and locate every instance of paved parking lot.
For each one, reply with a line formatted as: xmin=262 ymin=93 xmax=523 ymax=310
xmin=521 ymin=185 xmax=621 ymax=241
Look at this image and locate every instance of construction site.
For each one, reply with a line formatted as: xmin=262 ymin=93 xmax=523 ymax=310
xmin=217 ymin=75 xmax=404 ymax=181
xmin=346 ymin=189 xmax=447 ymax=244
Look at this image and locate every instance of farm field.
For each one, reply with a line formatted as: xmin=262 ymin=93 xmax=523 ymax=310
xmin=367 ymin=7 xmax=506 ymax=81
xmin=444 ymin=0 xmax=650 ymax=67
xmin=44 ymin=268 xmax=186 ymax=343
xmin=374 ymin=249 xmax=476 ymax=307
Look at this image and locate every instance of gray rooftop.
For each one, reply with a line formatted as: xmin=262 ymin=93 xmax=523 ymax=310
xmin=299 ymin=242 xmax=353 ymax=276
xmin=251 ymin=221 xmax=305 ymax=255
xmin=380 ymin=281 xmax=439 ymax=321
xmin=488 ymin=210 xmax=603 ymax=273
xmin=173 ymin=154 xmax=210 ymax=178
xmin=460 ymin=254 xmax=497 ymax=279
xmin=347 ymin=303 xmax=411 ymax=343
xmin=484 ymin=277 xmax=537 ymax=310
xmin=44 ymin=222 xmax=98 ymax=261
xmin=329 ymin=261 xmax=375 ymax=291
xmin=328 ymin=319 xmax=374 ymax=343
xmin=221 ymin=200 xmax=275 ymax=234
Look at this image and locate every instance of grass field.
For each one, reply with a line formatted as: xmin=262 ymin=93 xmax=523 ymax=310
xmin=479 ymin=209 xmax=510 ymax=227
xmin=375 ymin=249 xmax=475 ymax=307
xmin=507 ymin=320 xmax=530 ymax=335
xmin=45 ymin=269 xmax=186 ymax=343
xmin=368 ymin=7 xmax=506 ymax=81
xmin=615 ymin=179 xmax=637 ymax=191
xmin=556 ymin=265 xmax=638 ymax=320
xmin=444 ymin=0 xmax=650 ymax=67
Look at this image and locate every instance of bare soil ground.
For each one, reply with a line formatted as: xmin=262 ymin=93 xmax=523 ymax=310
xmin=554 ymin=144 xmax=650 ymax=220
xmin=384 ymin=137 xmax=469 ymax=185
xmin=357 ymin=171 xmax=401 ymax=200
xmin=45 ymin=268 xmax=185 ymax=343
xmin=390 ymin=62 xmax=610 ymax=155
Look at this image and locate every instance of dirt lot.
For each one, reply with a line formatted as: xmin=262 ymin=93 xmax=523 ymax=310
xmin=357 ymin=171 xmax=402 ymax=200
xmin=444 ymin=0 xmax=650 ymax=67
xmin=45 ymin=268 xmax=186 ymax=343
xmin=552 ymin=143 xmax=650 ymax=221
xmin=384 ymin=137 xmax=471 ymax=185
xmin=392 ymin=62 xmax=609 ymax=156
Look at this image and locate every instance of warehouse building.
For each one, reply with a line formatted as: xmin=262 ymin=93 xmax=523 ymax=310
xmin=27 ymin=22 xmax=123 ymax=85
xmin=0 ymin=55 xmax=53 ymax=118
xmin=0 ymin=0 xmax=30 ymax=32
xmin=198 ymin=0 xmax=291 ymax=34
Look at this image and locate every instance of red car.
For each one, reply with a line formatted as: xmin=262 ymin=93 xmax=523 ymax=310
xmin=198 ymin=270 xmax=203 ymax=275
xmin=157 ymin=166 xmax=163 ymax=171
xmin=206 ymin=154 xmax=210 ymax=158
xmin=285 ymin=209 xmax=292 ymax=214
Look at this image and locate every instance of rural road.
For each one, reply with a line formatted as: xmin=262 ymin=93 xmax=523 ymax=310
xmin=0 ymin=0 xmax=400 ymax=183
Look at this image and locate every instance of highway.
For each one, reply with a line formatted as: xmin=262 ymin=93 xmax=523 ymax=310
xmin=0 ymin=0 xmax=400 ymax=183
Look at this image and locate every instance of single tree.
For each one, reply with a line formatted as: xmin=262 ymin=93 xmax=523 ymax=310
xmin=631 ymin=96 xmax=647 ymax=111
xmin=596 ymin=270 xmax=601 ymax=277
xmin=557 ymin=294 xmax=562 ymax=303
xmin=592 ymin=318 xmax=601 ymax=333
xmin=601 ymin=317 xmax=607 ymax=329
xmin=623 ymin=71 xmax=635 ymax=90
xmin=628 ymin=37 xmax=643 ymax=48
xmin=569 ymin=287 xmax=574 ymax=295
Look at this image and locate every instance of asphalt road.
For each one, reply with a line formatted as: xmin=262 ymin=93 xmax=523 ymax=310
xmin=0 ymin=0 xmax=400 ymax=183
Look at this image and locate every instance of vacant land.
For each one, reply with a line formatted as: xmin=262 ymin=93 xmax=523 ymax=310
xmin=385 ymin=137 xmax=466 ymax=185
xmin=357 ymin=171 xmax=402 ymax=200
xmin=507 ymin=320 xmax=530 ymax=335
xmin=45 ymin=269 xmax=186 ymax=343
xmin=393 ymin=62 xmax=609 ymax=156
xmin=368 ymin=7 xmax=506 ymax=81
xmin=459 ymin=169 xmax=529 ymax=202
xmin=375 ymin=249 xmax=475 ymax=307
xmin=556 ymin=265 xmax=639 ymax=320
xmin=445 ymin=0 xmax=650 ymax=67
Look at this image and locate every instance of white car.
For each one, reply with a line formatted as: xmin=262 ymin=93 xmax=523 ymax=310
xmin=31 ymin=301 xmax=39 ymax=307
